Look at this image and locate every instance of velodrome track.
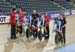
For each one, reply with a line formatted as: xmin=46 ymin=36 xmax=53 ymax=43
xmin=0 ymin=15 xmax=75 ymax=52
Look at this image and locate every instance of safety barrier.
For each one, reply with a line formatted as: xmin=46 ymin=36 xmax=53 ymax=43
xmin=0 ymin=16 xmax=10 ymax=24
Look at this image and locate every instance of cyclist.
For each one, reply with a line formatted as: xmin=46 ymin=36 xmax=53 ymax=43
xmin=31 ymin=10 xmax=39 ymax=39
xmin=16 ymin=8 xmax=25 ymax=36
xmin=24 ymin=15 xmax=33 ymax=38
xmin=53 ymin=17 xmax=63 ymax=44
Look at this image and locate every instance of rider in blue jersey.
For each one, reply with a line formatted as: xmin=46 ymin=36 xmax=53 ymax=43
xmin=24 ymin=15 xmax=32 ymax=25
xmin=37 ymin=15 xmax=45 ymax=27
xmin=53 ymin=17 xmax=62 ymax=32
xmin=16 ymin=13 xmax=19 ymax=22
xmin=40 ymin=15 xmax=46 ymax=27
xmin=53 ymin=17 xmax=63 ymax=43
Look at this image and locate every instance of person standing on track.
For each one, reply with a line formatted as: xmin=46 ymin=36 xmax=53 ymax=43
xmin=44 ymin=12 xmax=50 ymax=40
xmin=60 ymin=14 xmax=67 ymax=45
xmin=10 ymin=8 xmax=17 ymax=39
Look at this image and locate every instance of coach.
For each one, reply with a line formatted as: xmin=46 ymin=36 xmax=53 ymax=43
xmin=10 ymin=8 xmax=17 ymax=39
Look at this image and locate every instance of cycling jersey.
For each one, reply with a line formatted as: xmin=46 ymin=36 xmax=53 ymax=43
xmin=37 ymin=19 xmax=41 ymax=27
xmin=40 ymin=15 xmax=46 ymax=27
xmin=29 ymin=15 xmax=32 ymax=25
xmin=24 ymin=15 xmax=32 ymax=25
xmin=44 ymin=15 xmax=50 ymax=26
xmin=24 ymin=16 xmax=28 ymax=23
xmin=31 ymin=13 xmax=39 ymax=27
xmin=19 ymin=12 xmax=25 ymax=22
xmin=53 ymin=18 xmax=62 ymax=32
xmin=16 ymin=13 xmax=19 ymax=22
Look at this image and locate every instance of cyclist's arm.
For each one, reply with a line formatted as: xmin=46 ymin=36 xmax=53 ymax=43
xmin=37 ymin=20 xmax=41 ymax=27
xmin=58 ymin=21 xmax=62 ymax=32
xmin=16 ymin=14 xmax=19 ymax=22
xmin=24 ymin=16 xmax=27 ymax=23
xmin=42 ymin=16 xmax=45 ymax=26
xmin=53 ymin=22 xmax=57 ymax=32
xmin=29 ymin=16 xmax=32 ymax=26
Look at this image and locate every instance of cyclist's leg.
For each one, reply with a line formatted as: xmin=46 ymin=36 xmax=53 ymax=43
xmin=31 ymin=25 xmax=37 ymax=39
xmin=59 ymin=31 xmax=64 ymax=44
xmin=34 ymin=27 xmax=38 ymax=39
xmin=55 ymin=29 xmax=63 ymax=44
xmin=22 ymin=23 xmax=26 ymax=36
xmin=16 ymin=21 xmax=20 ymax=34
xmin=19 ymin=24 xmax=23 ymax=35
xmin=43 ymin=26 xmax=48 ymax=40
xmin=33 ymin=20 xmax=38 ymax=39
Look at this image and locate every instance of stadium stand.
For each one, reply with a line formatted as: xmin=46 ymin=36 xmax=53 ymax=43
xmin=0 ymin=1 xmax=12 ymax=15
xmin=55 ymin=1 xmax=75 ymax=9
xmin=10 ymin=0 xmax=62 ymax=13
xmin=0 ymin=0 xmax=75 ymax=15
xmin=0 ymin=0 xmax=62 ymax=14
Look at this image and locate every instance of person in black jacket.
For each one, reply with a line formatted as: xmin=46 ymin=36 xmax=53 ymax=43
xmin=60 ymin=14 xmax=67 ymax=45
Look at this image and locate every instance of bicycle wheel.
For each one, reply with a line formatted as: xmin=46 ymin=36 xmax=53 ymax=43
xmin=38 ymin=30 xmax=42 ymax=41
xmin=55 ymin=32 xmax=60 ymax=44
xmin=18 ymin=25 xmax=23 ymax=34
xmin=26 ymin=28 xmax=31 ymax=38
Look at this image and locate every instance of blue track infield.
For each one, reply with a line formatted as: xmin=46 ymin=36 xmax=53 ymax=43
xmin=56 ymin=44 xmax=75 ymax=52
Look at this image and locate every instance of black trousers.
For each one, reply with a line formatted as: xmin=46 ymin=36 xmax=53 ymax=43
xmin=11 ymin=24 xmax=16 ymax=39
xmin=45 ymin=26 xmax=49 ymax=40
xmin=62 ymin=27 xmax=66 ymax=44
